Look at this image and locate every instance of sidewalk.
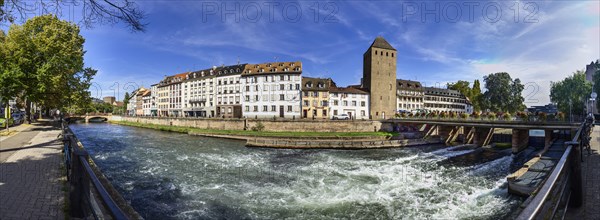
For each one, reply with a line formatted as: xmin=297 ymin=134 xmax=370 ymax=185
xmin=0 ymin=121 xmax=65 ymax=220
xmin=567 ymin=127 xmax=600 ymax=219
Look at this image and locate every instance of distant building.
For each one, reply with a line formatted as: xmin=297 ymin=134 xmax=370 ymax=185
xmin=362 ymin=36 xmax=397 ymax=119
xmin=585 ymin=59 xmax=599 ymax=82
xmin=155 ymin=73 xmax=186 ymax=116
xmin=396 ymin=79 xmax=424 ymax=113
xmin=329 ymin=87 xmax=370 ymax=120
xmin=91 ymin=97 xmax=104 ymax=104
xmin=141 ymin=90 xmax=152 ymax=116
xmin=103 ymin=96 xmax=116 ymax=104
xmin=527 ymin=104 xmax=558 ymax=115
xmin=423 ymin=87 xmax=472 ymax=114
xmin=241 ymin=62 xmax=302 ymax=119
xmin=301 ymin=77 xmax=335 ymax=119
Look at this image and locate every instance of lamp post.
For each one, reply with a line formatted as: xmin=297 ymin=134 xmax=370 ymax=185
xmin=569 ymin=98 xmax=572 ymax=122
xmin=591 ymin=92 xmax=597 ymax=116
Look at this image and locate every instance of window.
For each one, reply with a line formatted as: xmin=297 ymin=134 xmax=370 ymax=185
xmin=304 ymin=101 xmax=309 ymax=106
xmin=334 ymin=100 xmax=338 ymax=106
xmin=296 ymin=84 xmax=300 ymax=90
xmin=343 ymin=101 xmax=348 ymax=106
xmin=254 ymin=95 xmax=259 ymax=101
xmin=287 ymin=106 xmax=292 ymax=112
xmin=263 ymin=106 xmax=268 ymax=112
xmin=253 ymin=106 xmax=258 ymax=112
xmin=245 ymin=96 xmax=250 ymax=102
xmin=271 ymin=105 xmax=276 ymax=112
xmin=280 ymin=84 xmax=285 ymax=90
xmin=361 ymin=110 xmax=365 ymax=116
xmin=352 ymin=101 xmax=357 ymax=106
xmin=361 ymin=101 xmax=366 ymax=107
xmin=323 ymin=110 xmax=327 ymax=116
xmin=313 ymin=92 xmax=318 ymax=97
xmin=280 ymin=75 xmax=285 ymax=81
xmin=280 ymin=94 xmax=285 ymax=101
xmin=334 ymin=110 xmax=338 ymax=115
xmin=304 ymin=91 xmax=309 ymax=97
xmin=246 ymin=86 xmax=250 ymax=92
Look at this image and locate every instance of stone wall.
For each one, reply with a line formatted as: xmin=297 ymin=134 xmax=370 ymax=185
xmin=115 ymin=116 xmax=385 ymax=132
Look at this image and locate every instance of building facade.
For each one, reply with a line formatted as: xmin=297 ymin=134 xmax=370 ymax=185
xmin=362 ymin=36 xmax=397 ymax=119
xmin=141 ymin=90 xmax=152 ymax=116
xmin=396 ymin=79 xmax=424 ymax=113
xmin=103 ymin=96 xmax=116 ymax=104
xmin=155 ymin=73 xmax=186 ymax=117
xmin=423 ymin=87 xmax=472 ymax=114
xmin=301 ymin=77 xmax=335 ymax=119
xmin=585 ymin=59 xmax=599 ymax=82
xmin=329 ymin=87 xmax=370 ymax=120
xmin=182 ymin=69 xmax=217 ymax=117
xmin=214 ymin=64 xmax=245 ymax=118
xmin=241 ymin=62 xmax=302 ymax=119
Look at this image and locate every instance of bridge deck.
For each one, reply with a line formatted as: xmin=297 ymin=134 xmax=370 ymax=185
xmin=388 ymin=119 xmax=580 ymax=130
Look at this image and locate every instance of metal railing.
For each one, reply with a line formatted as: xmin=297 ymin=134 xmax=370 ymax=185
xmin=61 ymin=121 xmax=130 ymax=220
xmin=515 ymin=116 xmax=593 ymax=219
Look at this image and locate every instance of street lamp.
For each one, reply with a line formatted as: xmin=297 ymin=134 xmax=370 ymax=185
xmin=591 ymin=92 xmax=597 ymax=116
xmin=569 ymin=98 xmax=572 ymax=122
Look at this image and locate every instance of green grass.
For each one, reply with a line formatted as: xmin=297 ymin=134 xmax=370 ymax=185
xmin=110 ymin=120 xmax=396 ymax=138
xmin=494 ymin=142 xmax=512 ymax=149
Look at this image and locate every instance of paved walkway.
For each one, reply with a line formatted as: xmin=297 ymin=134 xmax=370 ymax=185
xmin=567 ymin=127 xmax=600 ymax=219
xmin=0 ymin=121 xmax=65 ymax=220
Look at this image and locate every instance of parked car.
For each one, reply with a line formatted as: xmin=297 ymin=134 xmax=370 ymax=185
xmin=12 ymin=112 xmax=24 ymax=125
xmin=332 ymin=113 xmax=350 ymax=120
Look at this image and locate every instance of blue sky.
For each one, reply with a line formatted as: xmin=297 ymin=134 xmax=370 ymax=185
xmin=3 ymin=1 xmax=599 ymax=106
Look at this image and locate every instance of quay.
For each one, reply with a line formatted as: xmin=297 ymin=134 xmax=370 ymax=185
xmin=0 ymin=120 xmax=65 ymax=220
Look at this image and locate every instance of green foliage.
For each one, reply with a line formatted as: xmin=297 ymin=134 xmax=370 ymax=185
xmin=481 ymin=73 xmax=525 ymax=113
xmin=123 ymin=92 xmax=130 ymax=109
xmin=251 ymin=122 xmax=265 ymax=132
xmin=460 ymin=113 xmax=469 ymax=119
xmin=0 ymin=15 xmax=95 ymax=115
xmin=503 ymin=112 xmax=512 ymax=120
xmin=550 ymin=70 xmax=592 ymax=116
xmin=471 ymin=80 xmax=483 ymax=112
xmin=557 ymin=112 xmax=566 ymax=121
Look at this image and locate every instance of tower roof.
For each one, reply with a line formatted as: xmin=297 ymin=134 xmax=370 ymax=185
xmin=369 ymin=36 xmax=396 ymax=51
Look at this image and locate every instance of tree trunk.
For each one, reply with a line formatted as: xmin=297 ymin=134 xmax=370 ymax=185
xmin=25 ymin=99 xmax=32 ymax=124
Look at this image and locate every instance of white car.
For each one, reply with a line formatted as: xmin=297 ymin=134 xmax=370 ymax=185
xmin=333 ymin=114 xmax=350 ymax=120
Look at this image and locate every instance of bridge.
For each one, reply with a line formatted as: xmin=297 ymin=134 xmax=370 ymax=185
xmin=385 ymin=118 xmax=581 ymax=153
xmin=65 ymin=113 xmax=115 ymax=123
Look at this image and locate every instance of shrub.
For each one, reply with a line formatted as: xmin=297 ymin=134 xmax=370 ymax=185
xmin=488 ymin=113 xmax=497 ymax=120
xmin=440 ymin=112 xmax=448 ymax=118
xmin=450 ymin=112 xmax=457 ymax=119
xmin=420 ymin=112 xmax=427 ymax=118
xmin=471 ymin=111 xmax=481 ymax=119
xmin=401 ymin=112 xmax=407 ymax=118
xmin=251 ymin=122 xmax=265 ymax=131
xmin=538 ymin=112 xmax=547 ymax=122
xmin=557 ymin=112 xmax=565 ymax=121
xmin=460 ymin=113 xmax=469 ymax=119
xmin=429 ymin=112 xmax=438 ymax=118
xmin=503 ymin=112 xmax=512 ymax=120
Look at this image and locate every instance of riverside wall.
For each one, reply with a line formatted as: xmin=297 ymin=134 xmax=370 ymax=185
xmin=115 ymin=116 xmax=390 ymax=132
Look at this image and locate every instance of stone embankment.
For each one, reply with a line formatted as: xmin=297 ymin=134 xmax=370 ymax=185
xmin=117 ymin=116 xmax=388 ymax=132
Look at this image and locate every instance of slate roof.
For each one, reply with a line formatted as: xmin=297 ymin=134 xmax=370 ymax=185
xmin=329 ymin=86 xmax=369 ymax=94
xmin=369 ymin=36 xmax=396 ymax=51
xmin=302 ymin=77 xmax=336 ymax=91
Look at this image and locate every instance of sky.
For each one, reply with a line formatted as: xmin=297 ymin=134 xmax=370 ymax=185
xmin=2 ymin=0 xmax=599 ymax=106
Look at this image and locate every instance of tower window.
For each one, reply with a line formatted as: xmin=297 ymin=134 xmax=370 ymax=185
xmin=386 ymin=52 xmax=389 ymax=56
xmin=375 ymin=50 xmax=377 ymax=55
xmin=392 ymin=53 xmax=394 ymax=57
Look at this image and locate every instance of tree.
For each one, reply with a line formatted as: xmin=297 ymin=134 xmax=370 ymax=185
xmin=550 ymin=70 xmax=591 ymax=117
xmin=447 ymin=80 xmax=472 ymax=98
xmin=482 ymin=72 xmax=525 ymax=113
xmin=592 ymin=64 xmax=600 ymax=112
xmin=1 ymin=15 xmax=95 ymax=121
xmin=471 ymin=80 xmax=482 ymax=112
xmin=123 ymin=92 xmax=130 ymax=109
xmin=1 ymin=0 xmax=146 ymax=32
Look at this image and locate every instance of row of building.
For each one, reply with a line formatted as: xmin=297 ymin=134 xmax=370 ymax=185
xmin=126 ymin=37 xmax=473 ymax=120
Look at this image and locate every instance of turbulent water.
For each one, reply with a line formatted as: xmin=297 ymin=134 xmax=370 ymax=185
xmin=70 ymin=123 xmax=523 ymax=220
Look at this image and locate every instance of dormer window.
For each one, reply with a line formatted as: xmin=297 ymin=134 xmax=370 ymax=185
xmin=306 ymin=83 xmax=312 ymax=88
xmin=279 ymin=63 xmax=283 ymax=67
xmin=318 ymin=83 xmax=324 ymax=88
xmin=267 ymin=64 xmax=272 ymax=67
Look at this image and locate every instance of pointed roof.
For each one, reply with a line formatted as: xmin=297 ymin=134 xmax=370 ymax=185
xmin=369 ymin=36 xmax=396 ymax=51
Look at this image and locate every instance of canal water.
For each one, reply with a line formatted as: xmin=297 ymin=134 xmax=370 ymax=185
xmin=70 ymin=123 xmax=523 ymax=220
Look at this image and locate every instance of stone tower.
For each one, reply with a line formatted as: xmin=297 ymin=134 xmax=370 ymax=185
xmin=363 ymin=36 xmax=397 ymax=119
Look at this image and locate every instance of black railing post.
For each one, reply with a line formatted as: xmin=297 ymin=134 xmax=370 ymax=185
xmin=70 ymin=149 xmax=91 ymax=218
xmin=568 ymin=140 xmax=584 ymax=208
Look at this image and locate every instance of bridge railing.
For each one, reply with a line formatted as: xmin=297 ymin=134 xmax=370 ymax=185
xmin=61 ymin=121 xmax=136 ymax=220
xmin=515 ymin=116 xmax=592 ymax=219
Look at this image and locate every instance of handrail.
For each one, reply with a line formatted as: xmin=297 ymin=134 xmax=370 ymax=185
xmin=79 ymin=154 xmax=128 ymax=220
xmin=515 ymin=118 xmax=589 ymax=219
xmin=62 ymin=120 xmax=130 ymax=220
xmin=515 ymin=143 xmax=573 ymax=220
